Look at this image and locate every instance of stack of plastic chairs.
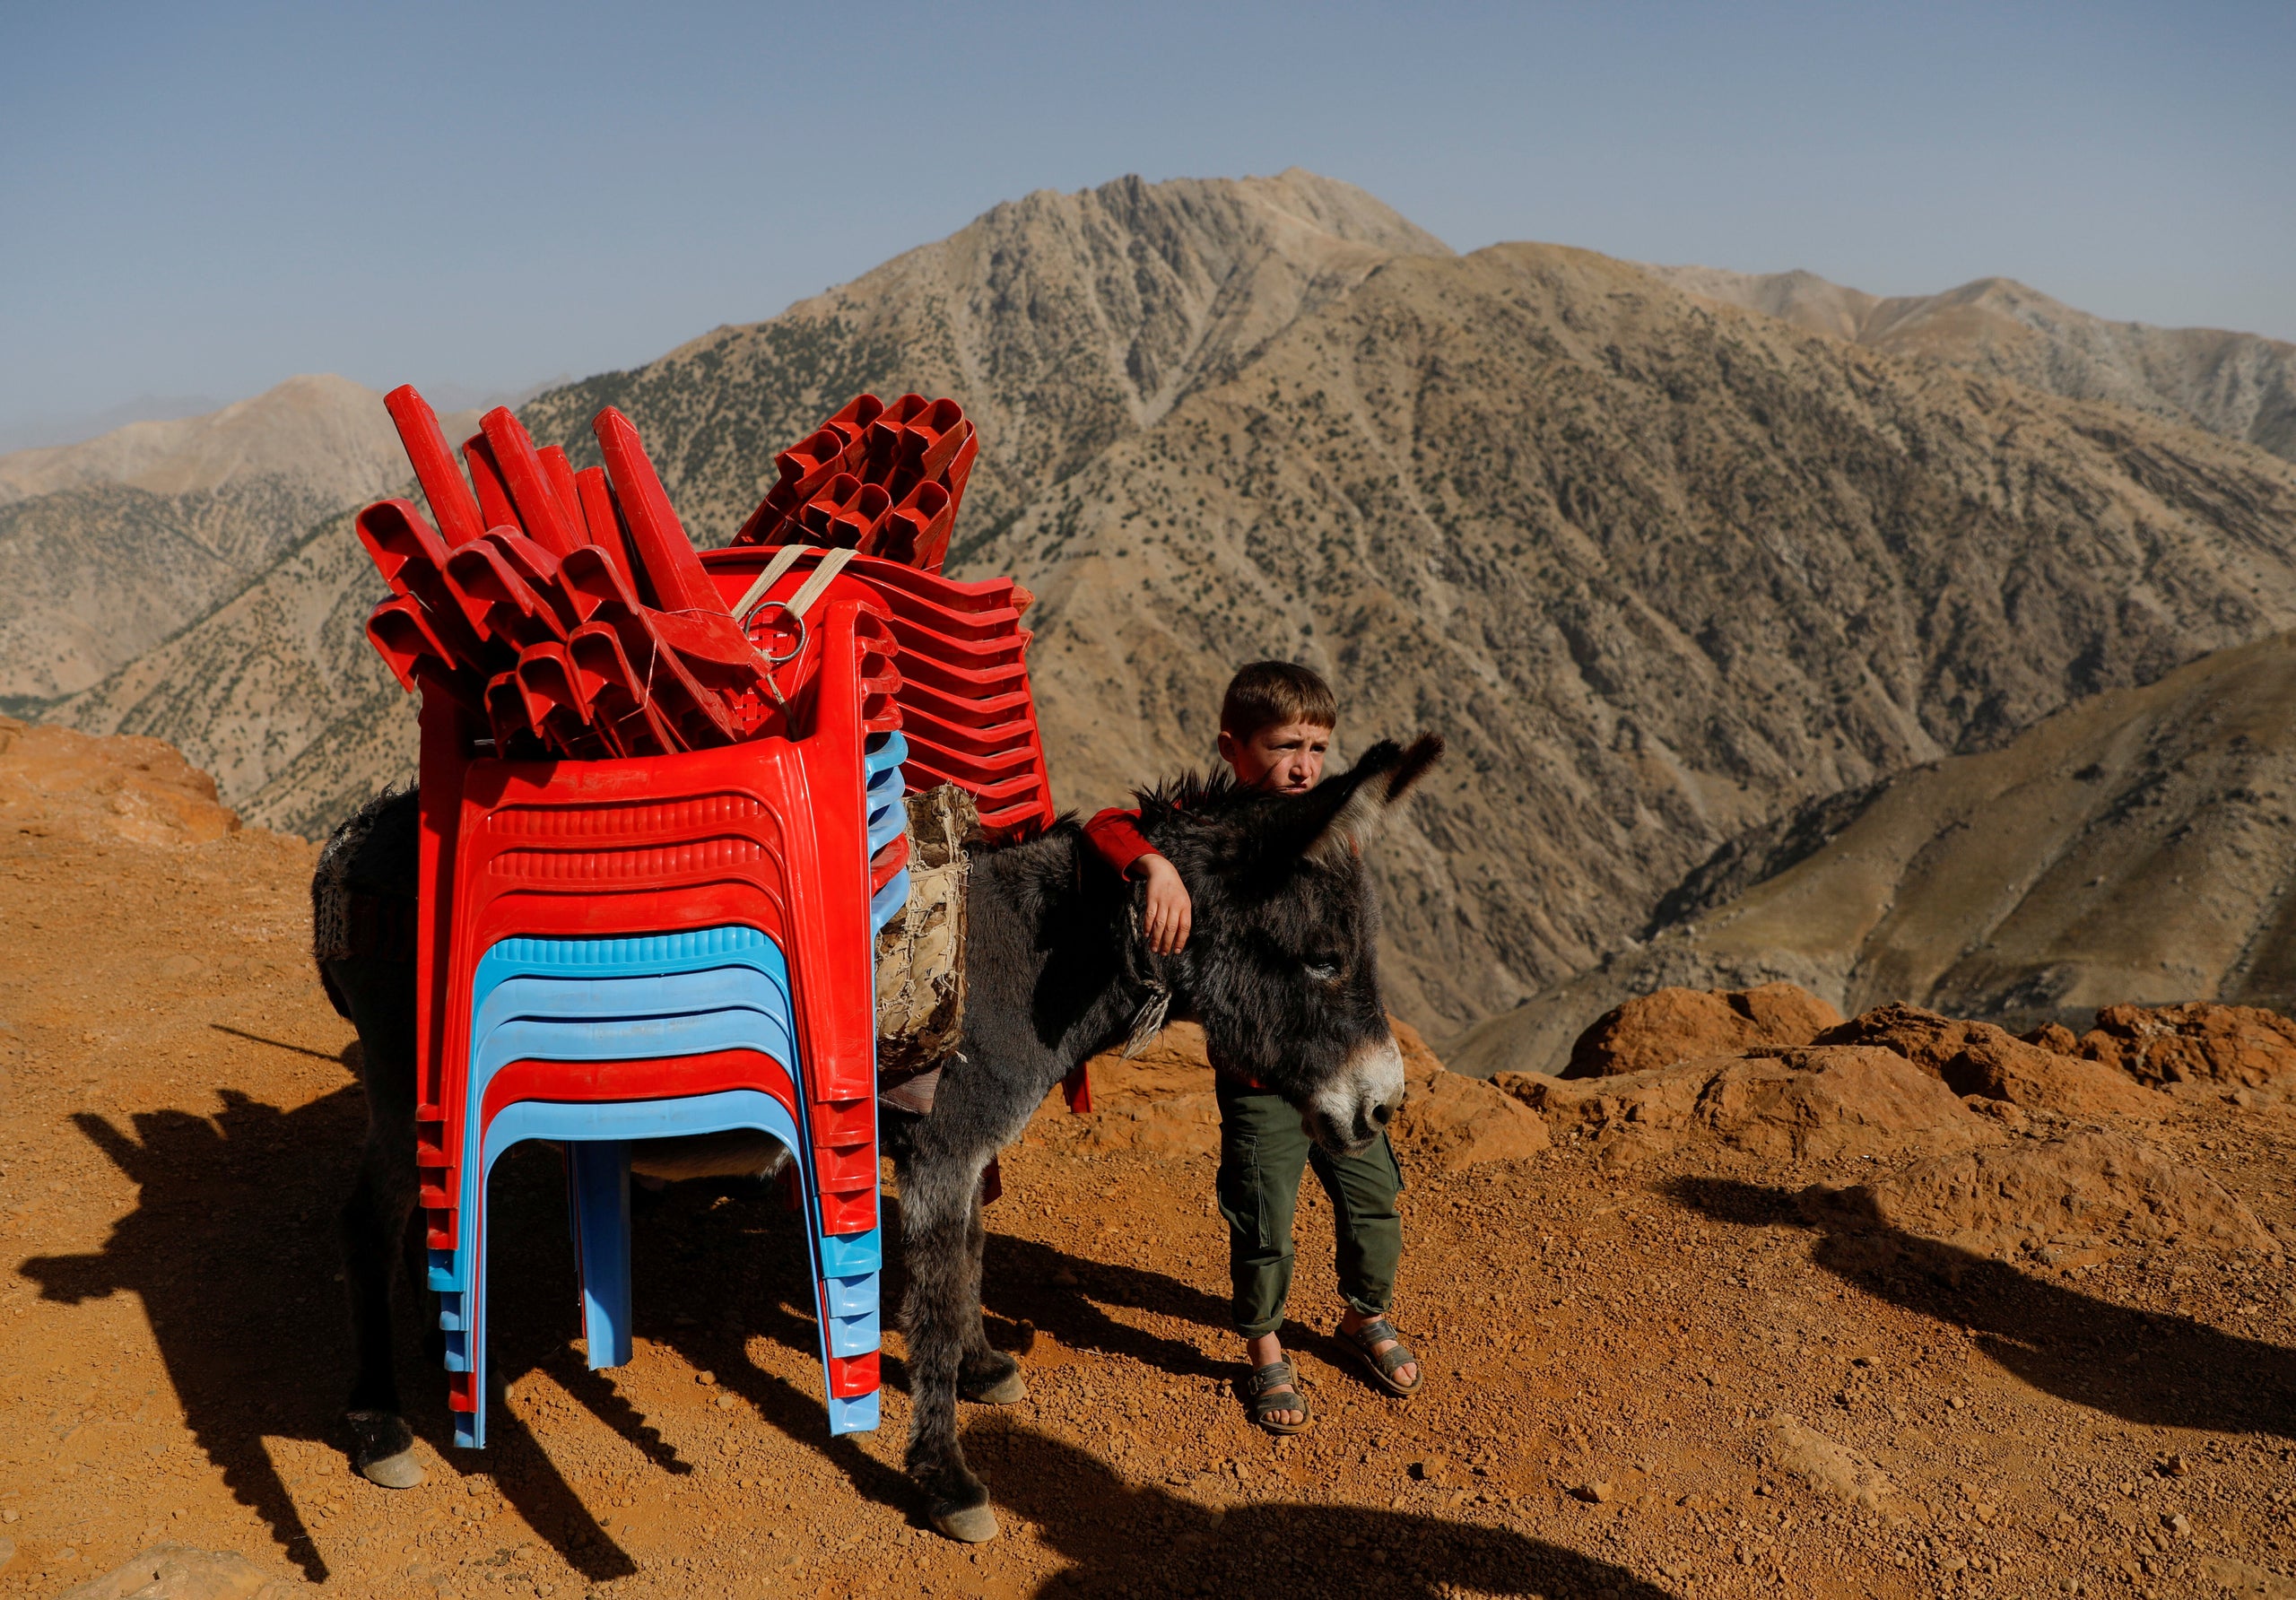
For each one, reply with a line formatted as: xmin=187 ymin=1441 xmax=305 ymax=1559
xmin=355 ymin=387 xmax=1057 ymax=1452
xmin=413 ymin=599 xmax=900 ymax=1446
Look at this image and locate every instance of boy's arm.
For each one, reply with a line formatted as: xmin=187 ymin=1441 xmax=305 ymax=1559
xmin=1083 ymin=808 xmax=1191 ymax=954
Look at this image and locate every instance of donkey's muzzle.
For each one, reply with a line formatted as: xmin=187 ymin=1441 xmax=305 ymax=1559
xmin=1310 ymin=1034 xmax=1409 ymax=1154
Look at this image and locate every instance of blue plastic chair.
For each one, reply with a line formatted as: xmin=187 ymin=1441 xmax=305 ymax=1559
xmin=451 ymin=1089 xmax=883 ymax=1445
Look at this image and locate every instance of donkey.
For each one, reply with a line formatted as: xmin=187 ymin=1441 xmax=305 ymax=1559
xmin=317 ymin=735 xmax=1443 ymax=1542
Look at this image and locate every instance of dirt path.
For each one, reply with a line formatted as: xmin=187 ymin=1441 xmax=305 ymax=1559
xmin=4 ymin=731 xmax=2295 ymax=1598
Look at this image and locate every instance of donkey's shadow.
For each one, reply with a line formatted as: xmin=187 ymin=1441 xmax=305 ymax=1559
xmin=971 ymin=1426 xmax=1674 ymax=1598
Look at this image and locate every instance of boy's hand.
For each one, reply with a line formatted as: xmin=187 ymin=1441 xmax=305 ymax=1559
xmin=1136 ymin=853 xmax=1193 ymax=955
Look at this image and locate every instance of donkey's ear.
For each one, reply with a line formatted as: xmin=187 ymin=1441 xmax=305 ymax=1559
xmin=1285 ymin=734 xmax=1444 ymax=865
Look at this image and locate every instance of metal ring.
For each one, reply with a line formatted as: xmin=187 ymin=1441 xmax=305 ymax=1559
xmin=741 ymin=598 xmax=810 ymax=667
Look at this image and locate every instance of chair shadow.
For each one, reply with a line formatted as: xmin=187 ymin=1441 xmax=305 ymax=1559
xmin=620 ymin=1177 xmax=915 ymax=1513
xmin=17 ymin=1083 xmax=648 ymax=1582
xmin=972 ymin=1426 xmax=1674 ymax=1598
xmin=1664 ymin=1177 xmax=2296 ymax=1439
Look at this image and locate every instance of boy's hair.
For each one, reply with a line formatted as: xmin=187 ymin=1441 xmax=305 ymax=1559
xmin=1220 ymin=661 xmax=1337 ymax=739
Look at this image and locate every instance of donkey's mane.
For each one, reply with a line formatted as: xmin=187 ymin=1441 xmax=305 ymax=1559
xmin=1133 ymin=764 xmax=1252 ymax=823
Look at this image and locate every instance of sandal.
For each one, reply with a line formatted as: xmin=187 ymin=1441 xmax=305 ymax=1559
xmin=1338 ymin=1317 xmax=1423 ymax=1397
xmin=1242 ymin=1359 xmax=1312 ymax=1434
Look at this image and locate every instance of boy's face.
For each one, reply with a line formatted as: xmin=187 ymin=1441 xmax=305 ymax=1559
xmin=1218 ymin=719 xmax=1333 ymax=795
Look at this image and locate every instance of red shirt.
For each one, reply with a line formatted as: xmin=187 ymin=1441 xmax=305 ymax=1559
xmin=1083 ymin=808 xmax=1157 ymax=876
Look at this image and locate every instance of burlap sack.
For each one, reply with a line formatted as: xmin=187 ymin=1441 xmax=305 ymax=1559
xmin=874 ymin=785 xmax=978 ymax=1106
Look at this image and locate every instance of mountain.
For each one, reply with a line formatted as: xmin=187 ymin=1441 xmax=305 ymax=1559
xmin=1445 ymin=627 xmax=2296 ymax=1077
xmin=36 ymin=174 xmax=2296 ymax=1035
xmin=0 ymin=375 xmax=474 ymax=704
xmin=1642 ymin=265 xmax=2296 ymax=464
xmin=517 ymin=169 xmax=1455 ymax=545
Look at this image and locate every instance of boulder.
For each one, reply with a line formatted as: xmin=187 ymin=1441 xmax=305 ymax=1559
xmin=1564 ymin=983 xmax=1844 ymax=1079
xmin=1761 ymin=1414 xmax=1893 ymax=1508
xmin=1805 ymin=1128 xmax=2276 ymax=1262
xmin=57 ymin=1543 xmax=313 ymax=1599
xmin=2068 ymin=1003 xmax=2296 ymax=1092
xmin=1498 ymin=1046 xmax=1999 ymax=1170
xmin=1031 ymin=1022 xmax=1222 ymax=1158
xmin=0 ymin=717 xmax=242 ymax=847
xmin=1817 ymin=1003 xmax=2161 ymax=1120
xmin=1391 ymin=1016 xmax=1550 ymax=1170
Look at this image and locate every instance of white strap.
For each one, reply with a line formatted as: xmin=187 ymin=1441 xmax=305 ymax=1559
xmin=729 ymin=544 xmax=857 ymax=630
xmin=782 ymin=545 xmax=857 ymax=622
xmin=731 ymin=543 xmax=810 ymax=625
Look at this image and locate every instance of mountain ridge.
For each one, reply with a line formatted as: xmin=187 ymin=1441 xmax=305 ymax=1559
xmin=1642 ymin=263 xmax=2296 ymax=463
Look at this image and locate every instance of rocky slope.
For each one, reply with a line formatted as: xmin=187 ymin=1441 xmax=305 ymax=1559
xmin=1448 ymin=628 xmax=2296 ymax=1078
xmin=0 ymin=376 xmax=472 ymax=704
xmin=36 ymin=174 xmax=2296 ymax=1034
xmin=1645 ymin=265 xmax=2296 ymax=465
xmin=6 ymin=736 xmax=2293 ymax=1599
xmin=991 ymin=242 xmax=2296 ymax=1027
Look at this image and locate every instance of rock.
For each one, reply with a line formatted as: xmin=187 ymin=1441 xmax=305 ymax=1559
xmin=2199 ymin=1555 xmax=2296 ymax=1597
xmin=1569 ymin=1481 xmax=1613 ymax=1504
xmin=1818 ymin=1003 xmax=2161 ymax=1119
xmin=1564 ymin=983 xmax=1845 ymax=1078
xmin=55 ymin=1543 xmax=314 ymax=1600
xmin=1805 ymin=1128 xmax=2277 ymax=1261
xmin=1499 ymin=1046 xmax=1998 ymax=1169
xmin=1390 ymin=1019 xmax=1550 ymax=1170
xmin=2072 ymin=1003 xmax=2296 ymax=1092
xmin=0 ymin=717 xmax=242 ymax=847
xmin=1760 ymin=1414 xmax=1893 ymax=1508
xmin=2025 ymin=1022 xmax=2082 ymax=1053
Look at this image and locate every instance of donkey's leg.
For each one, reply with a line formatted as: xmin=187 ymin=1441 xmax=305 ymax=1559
xmin=955 ymin=1178 xmax=1024 ymax=1403
xmin=331 ymin=955 xmax=427 ymax=1489
xmin=899 ymin=1146 xmax=999 ymax=1542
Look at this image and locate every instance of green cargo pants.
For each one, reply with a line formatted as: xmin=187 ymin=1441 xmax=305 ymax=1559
xmin=1214 ymin=1077 xmax=1405 ymax=1339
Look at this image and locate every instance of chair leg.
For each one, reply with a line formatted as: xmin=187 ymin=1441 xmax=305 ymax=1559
xmin=571 ymin=1141 xmax=634 ymax=1369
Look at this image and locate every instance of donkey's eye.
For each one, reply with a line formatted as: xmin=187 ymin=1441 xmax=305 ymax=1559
xmin=1303 ymin=958 xmax=1342 ymax=983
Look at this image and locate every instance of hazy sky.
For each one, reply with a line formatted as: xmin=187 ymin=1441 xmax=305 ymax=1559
xmin=4 ymin=1 xmax=2292 ymax=432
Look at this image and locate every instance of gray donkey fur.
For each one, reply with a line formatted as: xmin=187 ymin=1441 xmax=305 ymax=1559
xmin=315 ymin=735 xmax=1443 ymax=1541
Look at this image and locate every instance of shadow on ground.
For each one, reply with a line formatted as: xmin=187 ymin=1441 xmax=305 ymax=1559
xmin=21 ymin=1088 xmax=1646 ymax=1590
xmin=966 ymin=1426 xmax=1674 ymax=1598
xmin=19 ymin=1077 xmax=658 ymax=1582
xmin=1665 ymin=1176 xmax=2296 ymax=1439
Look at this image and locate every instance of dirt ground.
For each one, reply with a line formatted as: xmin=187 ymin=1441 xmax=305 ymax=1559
xmin=4 ymin=736 xmax=2296 ymax=1598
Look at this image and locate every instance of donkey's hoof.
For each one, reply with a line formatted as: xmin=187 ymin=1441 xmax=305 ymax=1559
xmin=961 ymin=1370 xmax=1028 ymax=1405
xmin=348 ymin=1411 xmax=425 ymax=1489
xmin=929 ymin=1500 xmax=1000 ymax=1543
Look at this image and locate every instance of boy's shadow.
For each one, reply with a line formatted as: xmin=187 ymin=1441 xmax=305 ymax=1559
xmin=972 ymin=1425 xmax=1674 ymax=1598
xmin=1665 ymin=1177 xmax=2296 ymax=1439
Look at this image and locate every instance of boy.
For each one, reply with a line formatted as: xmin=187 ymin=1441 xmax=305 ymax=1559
xmin=1083 ymin=661 xmax=1422 ymax=1433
